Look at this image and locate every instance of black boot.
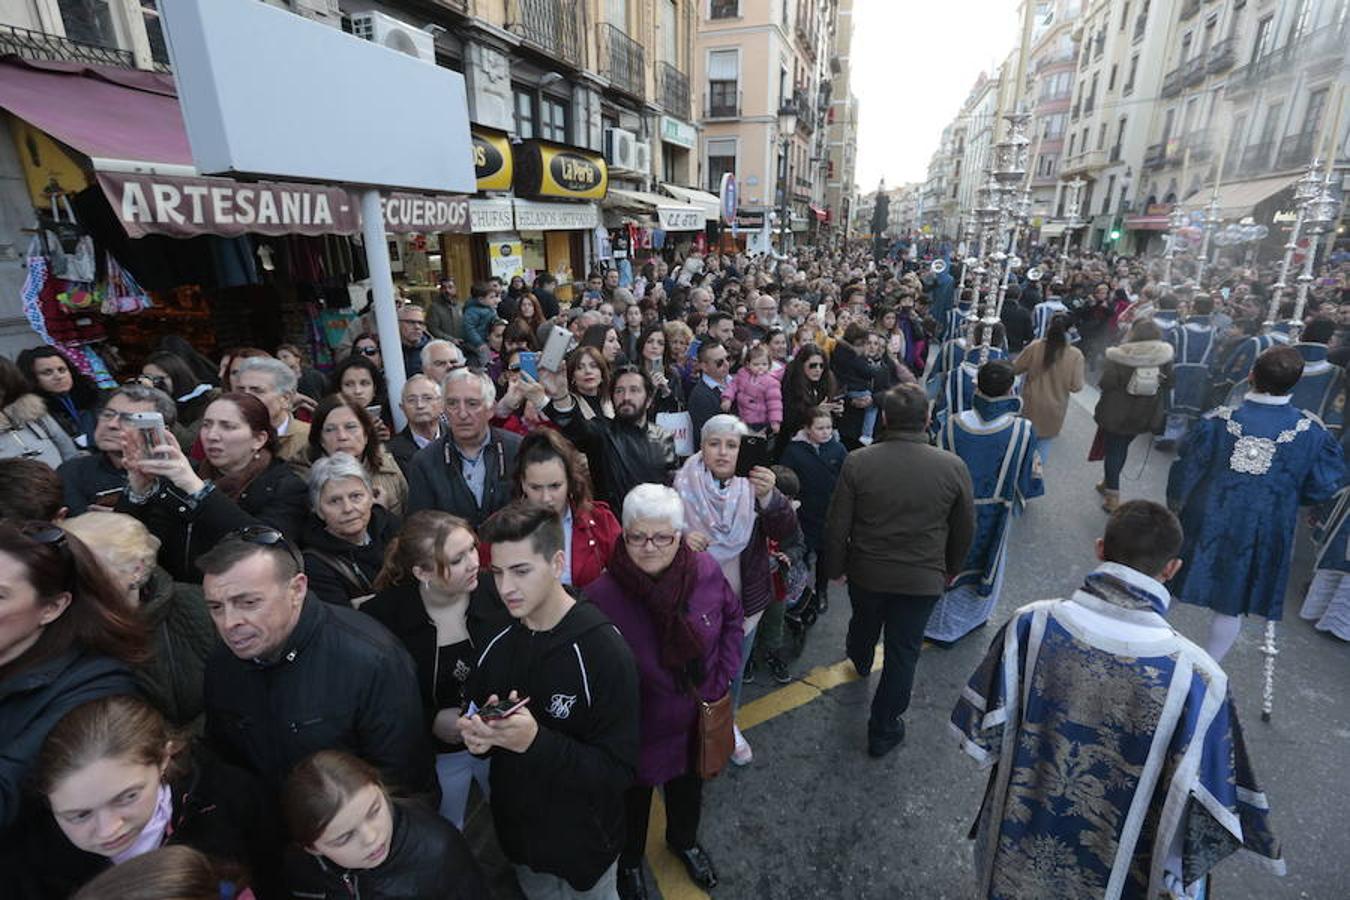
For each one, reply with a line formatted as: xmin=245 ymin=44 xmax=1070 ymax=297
xmin=617 ymin=865 xmax=648 ymax=900
xmin=668 ymin=843 xmax=718 ymax=889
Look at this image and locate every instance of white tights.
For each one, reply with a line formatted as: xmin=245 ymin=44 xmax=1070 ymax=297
xmin=1204 ymin=613 xmax=1243 ymax=662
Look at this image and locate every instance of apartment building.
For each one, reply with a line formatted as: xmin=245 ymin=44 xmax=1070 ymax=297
xmin=824 ymin=0 xmax=857 ymax=239
xmin=696 ymin=0 xmax=835 ymax=251
xmin=1025 ymin=0 xmax=1081 ymax=241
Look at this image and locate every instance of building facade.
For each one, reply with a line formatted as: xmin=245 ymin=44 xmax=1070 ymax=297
xmin=1025 ymin=0 xmax=1081 ymax=241
xmin=824 ymin=0 xmax=857 ymax=239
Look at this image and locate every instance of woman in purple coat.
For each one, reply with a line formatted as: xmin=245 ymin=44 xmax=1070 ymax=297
xmin=587 ymin=483 xmax=743 ymax=900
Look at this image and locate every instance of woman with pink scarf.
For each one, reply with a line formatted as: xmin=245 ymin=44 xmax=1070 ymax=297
xmin=673 ymin=414 xmax=797 ymax=767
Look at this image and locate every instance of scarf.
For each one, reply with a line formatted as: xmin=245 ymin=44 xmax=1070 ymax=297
xmin=111 ymin=783 xmax=172 ymax=864
xmin=607 ymin=540 xmax=705 ymax=680
xmin=673 ymin=453 xmax=754 ymax=565
xmin=203 ymin=450 xmax=274 ymax=502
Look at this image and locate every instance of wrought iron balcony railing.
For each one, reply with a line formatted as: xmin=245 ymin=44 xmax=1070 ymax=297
xmin=1231 ymin=21 xmax=1347 ymax=87
xmin=1143 ymin=143 xmax=1167 ymax=171
xmin=1277 ymin=131 xmax=1317 ymax=170
xmin=1183 ymin=54 xmax=1207 ymax=86
xmin=509 ymin=0 xmax=585 ymax=68
xmin=658 ymin=61 xmax=690 ymax=119
xmin=1207 ymin=37 xmax=1235 ymax=73
xmin=1237 ymin=140 xmax=1273 ymax=175
xmin=598 ymin=22 xmax=645 ymax=99
xmin=1160 ymin=67 xmax=1183 ymax=98
xmin=0 ymin=23 xmax=137 ymax=69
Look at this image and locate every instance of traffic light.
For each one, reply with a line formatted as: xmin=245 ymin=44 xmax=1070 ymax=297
xmin=1109 ymin=228 xmax=1122 ymax=241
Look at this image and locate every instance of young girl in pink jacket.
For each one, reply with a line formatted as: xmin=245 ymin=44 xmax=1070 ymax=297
xmin=722 ymin=343 xmax=784 ymax=435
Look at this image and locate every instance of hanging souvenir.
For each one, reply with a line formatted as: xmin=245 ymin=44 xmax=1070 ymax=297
xmin=102 ymin=254 xmax=154 ymax=315
xmin=41 ymin=195 xmax=97 ymax=283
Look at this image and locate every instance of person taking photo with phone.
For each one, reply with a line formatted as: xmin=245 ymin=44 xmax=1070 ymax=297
xmin=460 ymin=501 xmax=639 ymax=900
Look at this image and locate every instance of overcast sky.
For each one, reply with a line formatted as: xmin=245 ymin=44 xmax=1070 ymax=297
xmin=852 ymin=0 xmax=1021 ymax=190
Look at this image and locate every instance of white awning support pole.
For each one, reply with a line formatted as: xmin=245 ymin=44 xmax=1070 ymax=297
xmin=361 ymin=188 xmax=407 ymax=431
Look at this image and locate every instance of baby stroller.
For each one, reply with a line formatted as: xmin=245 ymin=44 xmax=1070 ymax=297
xmin=782 ymin=565 xmax=824 ymax=660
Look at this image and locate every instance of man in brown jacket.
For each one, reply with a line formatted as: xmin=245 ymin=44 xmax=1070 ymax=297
xmin=825 ymin=383 xmax=975 ymax=757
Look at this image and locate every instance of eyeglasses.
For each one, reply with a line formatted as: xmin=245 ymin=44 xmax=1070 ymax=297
xmin=708 ymin=357 xmax=729 ymax=368
xmin=357 ymin=347 xmax=380 ymax=357
xmin=506 ymin=364 xmax=522 ymax=373
xmin=231 ymin=525 xmax=303 ymax=569
xmin=625 ymin=531 xmax=678 ymax=548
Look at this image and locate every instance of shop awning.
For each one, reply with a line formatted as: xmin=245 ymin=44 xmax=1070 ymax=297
xmin=658 ymin=183 xmax=721 ymax=222
xmin=1124 ymin=214 xmax=1171 ymax=231
xmin=1038 ymin=222 xmax=1069 ymax=237
xmin=810 ymin=204 xmax=828 ymax=223
xmin=0 ymin=58 xmax=194 ymax=172
xmin=605 ymin=188 xmax=704 ymax=231
xmin=1179 ymin=174 xmax=1300 ymax=219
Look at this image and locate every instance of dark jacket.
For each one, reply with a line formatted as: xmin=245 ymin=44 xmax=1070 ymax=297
xmin=466 ymin=600 xmax=639 ymax=891
xmin=136 ymin=567 xmax=219 ymax=727
xmin=361 ymin=574 xmax=512 ymax=754
xmin=1094 ymin=339 xmax=1175 ymax=436
xmin=404 ymin=428 xmax=521 ymax=529
xmin=386 ymin=424 xmax=438 ymax=476
xmin=203 ymin=595 xmax=438 ymax=805
xmin=17 ymin=745 xmax=282 ymax=900
xmin=300 ymin=504 xmax=401 ymax=608
xmin=296 ymin=366 xmax=328 ymax=402
xmin=544 ymin=401 xmax=676 ymax=513
xmin=824 ymin=430 xmax=975 ymax=596
xmin=687 ymin=378 xmax=725 ymax=446
xmin=1002 ymin=302 xmax=1036 ymax=354
xmin=426 ymin=294 xmax=464 ymax=342
xmin=779 ymin=379 xmax=835 ymax=450
xmin=0 ymin=649 xmax=136 ymax=833
xmin=56 ymin=451 xmax=127 ymax=515
xmin=283 ymin=799 xmax=486 ymax=900
xmin=649 ymin=363 xmax=688 ymax=415
xmin=533 ymin=286 xmax=562 ymax=320
xmin=739 ymin=488 xmax=799 ymax=618
xmin=121 ymin=456 xmax=309 ymax=582
xmin=838 ymin=353 xmax=906 ymax=449
xmin=778 ymin=432 xmax=847 ymax=551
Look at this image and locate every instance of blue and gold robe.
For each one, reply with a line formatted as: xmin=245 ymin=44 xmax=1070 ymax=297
xmin=1167 ymin=394 xmax=1344 ymax=619
xmin=952 ymin=563 xmax=1284 ymax=899
xmin=927 ymin=396 xmax=1042 ymax=642
xmin=1211 ymin=327 xmax=1291 ymax=407
xmin=1289 ymin=342 xmax=1345 ymax=436
xmin=928 ymin=338 xmax=1007 ymax=391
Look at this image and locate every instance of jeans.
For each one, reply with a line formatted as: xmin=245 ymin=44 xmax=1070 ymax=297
xmin=845 ymin=586 xmax=940 ymax=740
xmin=1101 ymin=430 xmax=1135 ymax=490
xmin=729 ymin=620 xmax=758 ymax=710
xmin=435 ymin=749 xmax=490 ymax=830
xmin=515 ymin=862 xmax=619 ymax=900
xmin=620 ymin=772 xmax=703 ymax=867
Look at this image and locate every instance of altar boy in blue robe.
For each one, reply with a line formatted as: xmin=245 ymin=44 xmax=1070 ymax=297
xmin=1210 ymin=301 xmax=1295 ymax=407
xmin=952 ymin=501 xmax=1284 ymax=899
xmin=927 ymin=361 xmax=1042 ymax=644
xmin=928 ymin=320 xmax=1007 ymax=401
xmin=1167 ymin=345 xmax=1345 ymax=661
xmin=1158 ymin=296 xmax=1218 ymax=447
xmin=1288 ymin=317 xmax=1345 ymax=436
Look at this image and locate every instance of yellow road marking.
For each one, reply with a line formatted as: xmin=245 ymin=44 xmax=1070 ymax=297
xmin=647 ymin=646 xmax=885 ymax=899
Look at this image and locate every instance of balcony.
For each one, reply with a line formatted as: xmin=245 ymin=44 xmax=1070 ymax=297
xmin=509 ymin=0 xmax=585 ymax=68
xmin=1063 ymin=148 xmax=1109 ymax=174
xmin=1237 ymin=140 xmax=1273 ymax=176
xmin=1232 ymin=21 xmax=1348 ymax=89
xmin=1180 ymin=0 xmax=1201 ymax=20
xmin=1182 ymin=130 xmax=1213 ymax=163
xmin=658 ymin=61 xmax=690 ymax=119
xmin=1277 ymin=131 xmax=1317 ymax=170
xmin=1035 ymin=50 xmax=1077 ymax=73
xmin=1207 ymin=37 xmax=1235 ymax=73
xmin=1070 ymin=100 xmax=1081 ymax=121
xmin=1143 ymin=143 xmax=1167 ymax=170
xmin=0 ymin=23 xmax=138 ymax=69
xmin=1161 ymin=68 xmax=1183 ymax=98
xmin=1183 ymin=54 xmax=1207 ymax=86
xmin=597 ymin=22 xmax=645 ymax=100
xmin=704 ymin=87 xmax=741 ymax=120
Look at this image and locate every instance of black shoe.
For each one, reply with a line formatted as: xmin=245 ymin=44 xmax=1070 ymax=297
xmin=764 ymin=652 xmax=792 ymax=684
xmin=848 ymin=646 xmax=874 ymax=678
xmin=668 ymin=843 xmax=718 ymax=889
xmin=867 ymin=719 xmax=906 ymax=758
xmin=617 ymin=865 xmax=648 ymax=900
xmin=742 ymin=655 xmax=757 ymax=684
xmin=817 ymin=589 xmax=830 ymax=614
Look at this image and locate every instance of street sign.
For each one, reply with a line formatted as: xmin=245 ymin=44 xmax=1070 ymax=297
xmin=720 ymin=173 xmax=737 ymax=225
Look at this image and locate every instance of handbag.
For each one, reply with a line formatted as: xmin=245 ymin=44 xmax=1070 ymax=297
xmin=689 ymin=688 xmax=734 ymax=780
xmin=656 ymin=410 xmax=694 ymax=457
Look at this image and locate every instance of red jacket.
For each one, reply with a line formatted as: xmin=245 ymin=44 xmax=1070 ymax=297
xmin=480 ymin=500 xmax=620 ymax=589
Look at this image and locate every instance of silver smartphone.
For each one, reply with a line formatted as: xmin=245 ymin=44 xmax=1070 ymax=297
xmin=539 ymin=325 xmax=572 ymax=373
xmin=124 ymin=411 xmax=166 ymax=453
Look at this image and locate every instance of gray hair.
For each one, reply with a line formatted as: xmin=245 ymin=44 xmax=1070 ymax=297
xmin=442 ymin=366 xmax=496 ymax=406
xmin=421 ymin=339 xmax=463 ymax=372
xmin=307 ymin=451 xmax=372 ymax=509
xmin=105 ymin=384 xmax=177 ymax=427
xmin=700 ymin=414 xmax=749 ymax=442
xmin=236 ymin=356 xmax=297 ymax=395
xmin=621 ymin=484 xmax=686 ymax=532
xmin=401 ymin=373 xmax=442 ymax=399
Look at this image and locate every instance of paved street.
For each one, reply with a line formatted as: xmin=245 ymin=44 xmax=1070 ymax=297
xmin=644 ymin=387 xmax=1350 ymax=900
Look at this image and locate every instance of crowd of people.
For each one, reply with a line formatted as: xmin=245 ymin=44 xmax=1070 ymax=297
xmin=0 ymin=237 xmax=1346 ymax=899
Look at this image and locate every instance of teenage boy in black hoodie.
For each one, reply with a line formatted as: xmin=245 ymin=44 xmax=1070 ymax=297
xmin=460 ymin=501 xmax=639 ymax=899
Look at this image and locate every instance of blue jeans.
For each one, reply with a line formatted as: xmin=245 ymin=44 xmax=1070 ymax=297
xmin=436 ymin=750 xmax=490 ymax=829
xmin=729 ymin=623 xmax=758 ymax=711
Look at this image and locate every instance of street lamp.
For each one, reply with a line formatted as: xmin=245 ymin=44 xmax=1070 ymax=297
xmin=777 ymin=101 xmax=799 ymax=254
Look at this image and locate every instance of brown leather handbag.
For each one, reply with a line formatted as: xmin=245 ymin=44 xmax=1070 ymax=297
xmin=691 ymin=690 xmax=734 ymax=779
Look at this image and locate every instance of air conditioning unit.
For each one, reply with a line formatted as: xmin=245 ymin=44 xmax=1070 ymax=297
xmin=350 ymin=11 xmax=436 ymax=63
xmin=633 ymin=140 xmax=652 ymax=175
xmin=605 ymin=127 xmax=638 ymax=170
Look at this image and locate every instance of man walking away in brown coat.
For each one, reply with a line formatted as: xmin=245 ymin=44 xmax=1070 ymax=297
xmin=824 ymin=383 xmax=975 ymax=758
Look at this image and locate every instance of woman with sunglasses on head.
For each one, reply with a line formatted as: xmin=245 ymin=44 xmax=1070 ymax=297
xmin=282 ymin=750 xmax=485 ymax=899
xmin=22 ymin=695 xmax=277 ymax=900
xmin=585 ymin=484 xmax=742 ymax=900
xmin=307 ymin=396 xmax=407 ymax=517
xmin=116 ymin=392 xmax=309 ymax=583
xmin=0 ymin=522 xmax=147 ymax=842
xmin=16 ymin=345 xmax=102 ymax=449
xmin=362 ymin=512 xmax=509 ymax=829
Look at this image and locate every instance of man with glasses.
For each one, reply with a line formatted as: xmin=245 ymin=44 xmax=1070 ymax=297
xmin=406 ymin=368 xmax=521 ymax=528
xmin=387 ymin=374 xmax=443 ymax=475
xmin=198 ymin=528 xmax=437 ymax=803
xmin=398 ymin=303 xmax=430 ymax=375
xmin=421 ymin=339 xmax=468 ymax=386
xmin=688 ymin=339 xmax=732 ymax=445
xmin=55 ymin=384 xmax=176 ymax=515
